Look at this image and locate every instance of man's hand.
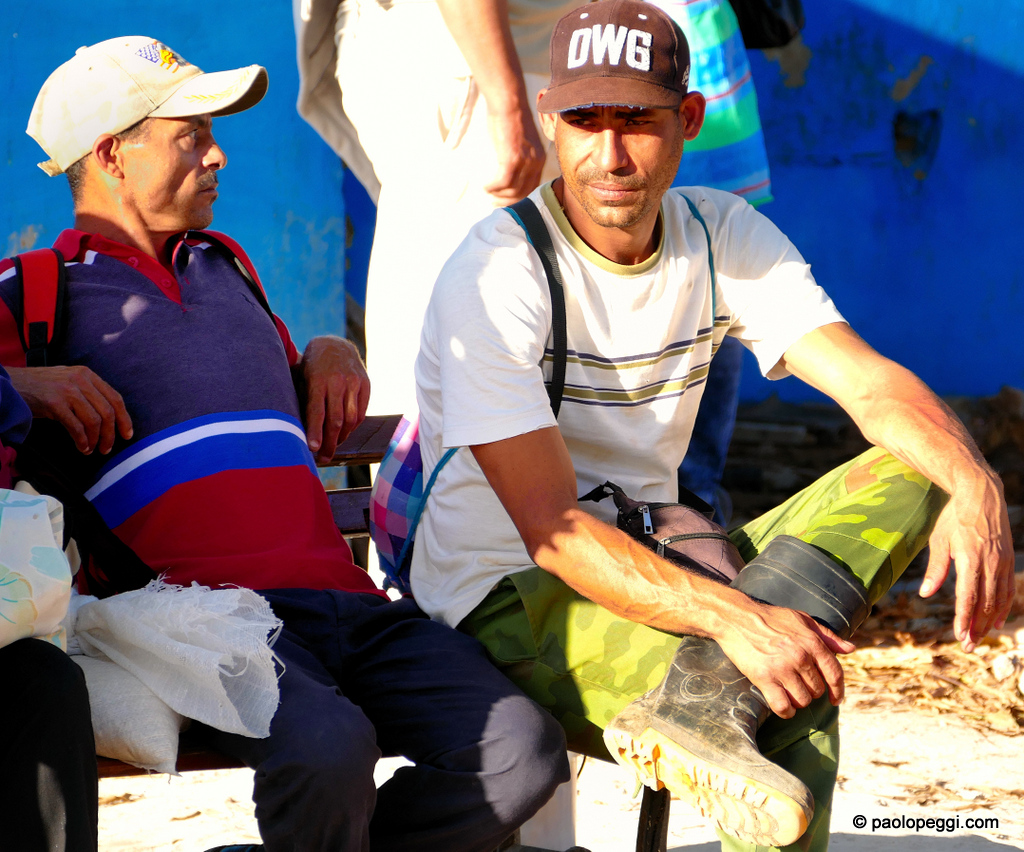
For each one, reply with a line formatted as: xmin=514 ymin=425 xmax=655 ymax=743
xmin=297 ymin=336 xmax=369 ymax=464
xmin=919 ymin=475 xmax=1015 ymax=652
xmin=716 ymin=598 xmax=856 ymax=718
xmin=436 ymin=0 xmax=545 ymax=203
xmin=7 ymin=365 xmax=133 ymax=454
xmin=473 ymin=427 xmax=854 ymax=719
xmin=484 ymin=106 xmax=546 ymax=203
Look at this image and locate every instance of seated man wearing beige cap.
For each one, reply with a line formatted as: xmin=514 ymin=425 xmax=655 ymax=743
xmin=411 ymin=1 xmax=1015 ymax=850
xmin=2 ymin=36 xmax=568 ymax=852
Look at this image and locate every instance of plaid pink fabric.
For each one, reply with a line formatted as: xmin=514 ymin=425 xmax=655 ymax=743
xmin=369 ymin=416 xmax=420 ymax=592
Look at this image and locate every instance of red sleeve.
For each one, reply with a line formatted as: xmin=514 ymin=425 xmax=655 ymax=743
xmin=274 ymin=315 xmax=301 ymax=366
xmin=0 ymin=260 xmax=27 ymax=368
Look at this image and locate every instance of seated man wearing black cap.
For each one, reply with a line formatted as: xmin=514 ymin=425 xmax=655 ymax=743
xmin=409 ymin=1 xmax=1015 ymax=849
xmin=2 ymin=36 xmax=568 ymax=852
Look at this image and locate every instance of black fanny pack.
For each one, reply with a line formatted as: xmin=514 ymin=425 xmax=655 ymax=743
xmin=580 ymin=480 xmax=744 ymax=585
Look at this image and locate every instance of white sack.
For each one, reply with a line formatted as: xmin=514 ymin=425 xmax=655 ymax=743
xmin=75 ymin=580 xmax=282 ymax=737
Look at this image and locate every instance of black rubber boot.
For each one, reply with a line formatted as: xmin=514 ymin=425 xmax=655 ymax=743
xmin=603 ymin=535 xmax=869 ymax=847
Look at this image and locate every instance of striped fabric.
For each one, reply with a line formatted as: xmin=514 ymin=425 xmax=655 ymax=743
xmin=86 ymin=410 xmax=316 ymax=530
xmin=653 ymin=0 xmax=773 ymax=205
xmin=540 ymin=326 xmax=723 ymax=408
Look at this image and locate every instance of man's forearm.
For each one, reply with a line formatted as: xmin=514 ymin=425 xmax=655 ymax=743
xmin=435 ymin=0 xmax=545 ymax=199
xmin=783 ymin=323 xmax=997 ymax=498
xmin=436 ymin=0 xmax=530 ymax=115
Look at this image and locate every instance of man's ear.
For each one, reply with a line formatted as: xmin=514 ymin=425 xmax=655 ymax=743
xmin=92 ymin=134 xmax=124 ymax=179
xmin=679 ymin=92 xmax=706 ymax=141
xmin=537 ymin=91 xmax=558 ymax=143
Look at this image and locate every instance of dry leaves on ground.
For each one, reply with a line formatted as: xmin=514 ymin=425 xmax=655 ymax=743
xmin=843 ymin=571 xmax=1024 ymax=737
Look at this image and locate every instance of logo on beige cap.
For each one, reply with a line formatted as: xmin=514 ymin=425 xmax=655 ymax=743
xmin=135 ymin=41 xmax=190 ymax=73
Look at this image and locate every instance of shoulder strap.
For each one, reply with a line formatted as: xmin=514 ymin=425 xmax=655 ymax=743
xmin=506 ymin=197 xmax=567 ymax=418
xmin=410 ymin=198 xmax=568 ymax=559
xmin=13 ymin=248 xmax=67 ymax=366
xmin=180 ymin=229 xmax=274 ymax=319
xmin=679 ymin=194 xmax=717 ymax=322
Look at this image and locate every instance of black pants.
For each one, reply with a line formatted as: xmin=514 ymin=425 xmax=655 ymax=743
xmin=197 ymin=590 xmax=569 ymax=852
xmin=1 ymin=638 xmax=98 ymax=852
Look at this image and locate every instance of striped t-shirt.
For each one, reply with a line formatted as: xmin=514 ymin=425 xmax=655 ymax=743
xmin=412 ymin=183 xmax=843 ymax=627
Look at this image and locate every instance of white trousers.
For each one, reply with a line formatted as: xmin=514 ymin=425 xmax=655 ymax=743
xmin=335 ymin=0 xmax=559 ymax=418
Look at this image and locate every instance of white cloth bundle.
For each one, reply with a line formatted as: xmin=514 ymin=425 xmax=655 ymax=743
xmin=74 ymin=580 xmax=283 ymax=738
xmin=0 ymin=488 xmax=72 ymax=650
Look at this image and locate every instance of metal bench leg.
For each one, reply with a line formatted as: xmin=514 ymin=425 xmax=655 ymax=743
xmin=635 ymin=786 xmax=670 ymax=852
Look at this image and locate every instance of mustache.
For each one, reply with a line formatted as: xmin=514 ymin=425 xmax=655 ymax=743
xmin=576 ymin=170 xmax=645 ymax=190
xmin=197 ymin=174 xmax=219 ymax=191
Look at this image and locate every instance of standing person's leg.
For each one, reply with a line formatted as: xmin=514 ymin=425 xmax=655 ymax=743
xmin=678 ymin=335 xmax=745 ymax=524
xmin=320 ymin=593 xmax=569 ymax=852
xmin=1 ymin=638 xmax=98 ymax=852
xmin=335 ymin=1 xmax=557 ymax=418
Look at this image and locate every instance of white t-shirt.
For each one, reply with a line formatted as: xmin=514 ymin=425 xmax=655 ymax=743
xmin=412 ymin=183 xmax=846 ymax=627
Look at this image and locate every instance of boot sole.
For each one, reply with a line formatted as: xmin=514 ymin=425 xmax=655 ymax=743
xmin=603 ymin=721 xmax=811 ymax=846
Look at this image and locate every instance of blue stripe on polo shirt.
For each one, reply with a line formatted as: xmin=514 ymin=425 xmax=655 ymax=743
xmin=86 ymin=410 xmax=316 ymax=529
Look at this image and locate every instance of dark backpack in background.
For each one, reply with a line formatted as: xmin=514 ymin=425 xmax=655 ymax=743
xmin=727 ymin=0 xmax=805 ymax=49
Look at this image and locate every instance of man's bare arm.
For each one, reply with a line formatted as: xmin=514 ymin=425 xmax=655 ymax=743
xmin=7 ymin=365 xmax=133 ymax=454
xmin=472 ymin=427 xmax=855 ymax=718
xmin=436 ymin=0 xmax=545 ymax=202
xmin=294 ymin=335 xmax=369 ymax=464
xmin=780 ymin=322 xmax=1015 ymax=651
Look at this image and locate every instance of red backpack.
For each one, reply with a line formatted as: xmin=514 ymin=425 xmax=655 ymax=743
xmin=10 ymin=230 xmax=273 ymax=367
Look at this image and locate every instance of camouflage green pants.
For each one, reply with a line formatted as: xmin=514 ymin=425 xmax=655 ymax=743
xmin=460 ymin=447 xmax=947 ymax=852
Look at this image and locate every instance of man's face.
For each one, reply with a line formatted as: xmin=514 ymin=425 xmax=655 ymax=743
xmin=117 ymin=114 xmax=226 ymax=234
xmin=539 ymin=94 xmax=704 ymax=252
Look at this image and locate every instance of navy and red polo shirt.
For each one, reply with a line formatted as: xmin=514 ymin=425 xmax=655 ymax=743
xmin=0 ymin=230 xmax=382 ymax=597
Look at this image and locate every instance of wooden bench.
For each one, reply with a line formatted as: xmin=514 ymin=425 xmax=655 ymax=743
xmin=92 ymin=412 xmax=672 ymax=851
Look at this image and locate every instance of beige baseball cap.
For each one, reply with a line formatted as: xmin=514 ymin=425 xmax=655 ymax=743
xmin=27 ymin=36 xmax=268 ymax=176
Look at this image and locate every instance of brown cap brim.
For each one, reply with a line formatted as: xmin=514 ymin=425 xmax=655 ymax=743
xmin=538 ymin=77 xmax=683 ymax=113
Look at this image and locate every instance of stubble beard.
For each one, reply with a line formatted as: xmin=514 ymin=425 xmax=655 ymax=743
xmin=559 ymin=128 xmax=685 ymax=232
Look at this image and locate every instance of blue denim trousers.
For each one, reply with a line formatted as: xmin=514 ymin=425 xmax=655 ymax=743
xmin=196 ymin=589 xmax=568 ymax=852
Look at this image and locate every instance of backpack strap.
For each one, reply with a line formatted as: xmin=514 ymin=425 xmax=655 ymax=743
xmin=679 ymin=193 xmax=717 ymax=323
xmin=13 ymin=248 xmax=67 ymax=366
xmin=179 ymin=229 xmax=274 ymax=319
xmin=506 ymin=198 xmax=568 ymax=418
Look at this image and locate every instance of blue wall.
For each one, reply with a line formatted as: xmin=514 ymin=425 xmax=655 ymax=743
xmin=4 ymin=2 xmax=1021 ymax=402
xmin=738 ymin=0 xmax=1024 ymax=401
xmin=0 ymin=2 xmax=347 ymax=351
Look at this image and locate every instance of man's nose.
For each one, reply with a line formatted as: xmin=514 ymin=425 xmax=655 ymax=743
xmin=203 ymin=140 xmax=227 ymax=170
xmin=594 ymin=128 xmax=629 ymax=173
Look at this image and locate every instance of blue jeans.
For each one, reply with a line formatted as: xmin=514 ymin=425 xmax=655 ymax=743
xmin=678 ymin=336 xmax=744 ymax=525
xmin=196 ymin=590 xmax=568 ymax=852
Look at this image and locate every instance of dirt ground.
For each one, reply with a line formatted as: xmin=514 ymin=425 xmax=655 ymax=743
xmin=98 ymin=571 xmax=1024 ymax=852
xmin=97 ymin=690 xmax=1024 ymax=852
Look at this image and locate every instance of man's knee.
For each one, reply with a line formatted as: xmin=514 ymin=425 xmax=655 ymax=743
xmin=263 ymin=704 xmax=381 ymax=792
xmin=3 ymin=639 xmax=92 ymax=726
xmin=252 ymin=706 xmax=380 ymax=850
xmin=481 ymin=694 xmax=570 ymax=821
